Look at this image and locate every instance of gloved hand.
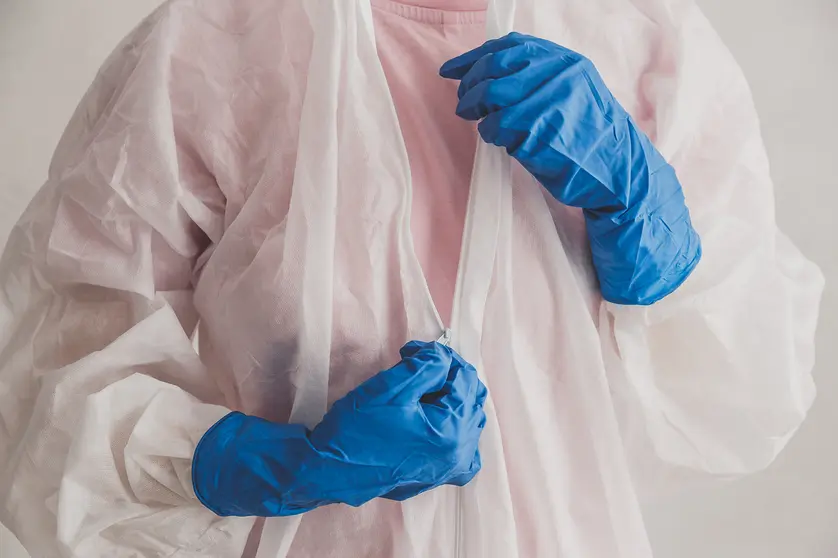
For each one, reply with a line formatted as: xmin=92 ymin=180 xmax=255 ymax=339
xmin=441 ymin=33 xmax=702 ymax=305
xmin=192 ymin=341 xmax=487 ymax=517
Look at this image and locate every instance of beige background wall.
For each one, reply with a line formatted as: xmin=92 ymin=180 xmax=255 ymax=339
xmin=1 ymin=0 xmax=836 ymax=556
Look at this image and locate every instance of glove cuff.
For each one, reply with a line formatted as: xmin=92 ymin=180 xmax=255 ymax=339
xmin=587 ymin=201 xmax=702 ymax=305
xmin=192 ymin=411 xmax=319 ymax=517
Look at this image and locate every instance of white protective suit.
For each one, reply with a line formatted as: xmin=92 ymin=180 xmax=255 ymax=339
xmin=0 ymin=0 xmax=824 ymax=557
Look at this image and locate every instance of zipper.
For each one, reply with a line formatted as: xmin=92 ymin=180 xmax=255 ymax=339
xmin=437 ymin=329 xmax=464 ymax=558
xmin=435 ymin=327 xmax=463 ymax=558
xmin=455 ymin=489 xmax=463 ymax=558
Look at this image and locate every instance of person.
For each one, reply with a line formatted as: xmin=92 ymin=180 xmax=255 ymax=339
xmin=0 ymin=0 xmax=823 ymax=557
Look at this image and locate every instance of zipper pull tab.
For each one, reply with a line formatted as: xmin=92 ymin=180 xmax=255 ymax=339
xmin=437 ymin=328 xmax=452 ymax=347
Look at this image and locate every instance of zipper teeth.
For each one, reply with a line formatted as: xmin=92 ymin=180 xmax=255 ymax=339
xmin=455 ymin=489 xmax=463 ymax=558
xmin=436 ymin=327 xmax=461 ymax=558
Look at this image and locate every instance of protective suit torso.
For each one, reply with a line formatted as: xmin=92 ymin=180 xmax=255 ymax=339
xmin=0 ymin=0 xmax=823 ymax=557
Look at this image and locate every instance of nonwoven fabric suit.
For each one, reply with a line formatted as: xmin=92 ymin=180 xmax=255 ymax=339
xmin=0 ymin=0 xmax=823 ymax=557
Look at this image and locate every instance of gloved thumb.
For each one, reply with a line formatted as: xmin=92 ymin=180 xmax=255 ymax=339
xmin=354 ymin=341 xmax=453 ymax=406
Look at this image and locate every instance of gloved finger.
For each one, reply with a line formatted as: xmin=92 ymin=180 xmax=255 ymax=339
xmin=421 ymin=401 xmax=485 ymax=458
xmin=421 ymin=357 xmax=482 ymax=411
xmin=354 ymin=342 xmax=452 ymax=405
xmin=382 ymin=481 xmax=436 ymax=502
xmin=447 ymin=345 xmax=472 ymax=368
xmin=455 ymin=53 xmax=569 ymax=121
xmin=439 ymin=32 xmax=530 ymax=80
xmin=448 ymin=348 xmax=487 ymax=407
xmin=448 ymin=363 xmax=485 ymax=410
xmin=455 ymin=80 xmax=506 ymax=121
xmin=445 ymin=449 xmax=483 ymax=487
xmin=386 ymin=414 xmax=485 ymax=499
xmin=455 ymin=43 xmax=533 ymax=100
xmin=471 ymin=404 xmax=487 ymax=432
xmin=476 ymin=108 xmax=530 ymax=153
xmin=399 ymin=339 xmax=432 ymax=359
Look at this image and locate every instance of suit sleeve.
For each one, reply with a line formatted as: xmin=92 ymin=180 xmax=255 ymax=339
xmin=600 ymin=1 xmax=824 ymax=494
xmin=0 ymin=6 xmax=255 ymax=556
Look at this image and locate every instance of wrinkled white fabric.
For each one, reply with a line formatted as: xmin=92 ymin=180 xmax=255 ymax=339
xmin=0 ymin=0 xmax=823 ymax=557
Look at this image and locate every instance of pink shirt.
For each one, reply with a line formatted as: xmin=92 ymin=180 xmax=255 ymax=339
xmin=373 ymin=0 xmax=488 ymax=325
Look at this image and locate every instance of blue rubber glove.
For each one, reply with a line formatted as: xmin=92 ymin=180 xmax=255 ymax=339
xmin=192 ymin=341 xmax=487 ymax=517
xmin=440 ymin=33 xmax=701 ymax=305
